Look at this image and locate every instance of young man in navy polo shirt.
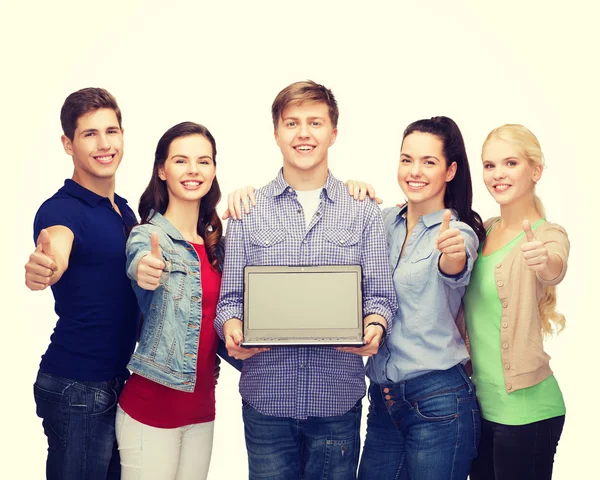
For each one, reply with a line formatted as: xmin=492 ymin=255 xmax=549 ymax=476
xmin=24 ymin=88 xmax=139 ymax=480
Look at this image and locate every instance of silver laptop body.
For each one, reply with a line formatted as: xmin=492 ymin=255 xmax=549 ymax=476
xmin=242 ymin=265 xmax=364 ymax=347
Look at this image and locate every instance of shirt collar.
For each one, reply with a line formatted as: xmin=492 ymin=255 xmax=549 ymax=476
xmin=147 ymin=211 xmax=186 ymax=241
xmin=269 ymin=168 xmax=341 ymax=202
xmin=61 ymin=179 xmax=129 ymax=208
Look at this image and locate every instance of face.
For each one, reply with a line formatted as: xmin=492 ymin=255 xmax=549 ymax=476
xmin=482 ymin=138 xmax=541 ymax=206
xmin=274 ymin=101 xmax=337 ymax=177
xmin=158 ymin=134 xmax=216 ymax=205
xmin=398 ymin=132 xmax=456 ymax=212
xmin=62 ymin=108 xmax=124 ymax=185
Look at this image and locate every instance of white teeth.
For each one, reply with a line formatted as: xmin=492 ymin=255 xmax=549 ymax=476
xmin=408 ymin=182 xmax=427 ymax=188
xmin=495 ymin=184 xmax=510 ymax=191
xmin=182 ymin=181 xmax=200 ymax=187
xmin=295 ymin=145 xmax=314 ymax=151
xmin=95 ymin=155 xmax=113 ymax=163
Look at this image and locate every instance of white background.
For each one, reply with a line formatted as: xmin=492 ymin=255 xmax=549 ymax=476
xmin=1 ymin=0 xmax=597 ymax=478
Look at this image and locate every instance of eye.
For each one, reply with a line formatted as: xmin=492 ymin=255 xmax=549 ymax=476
xmin=483 ymin=163 xmax=494 ymax=169
xmin=85 ymin=132 xmax=95 ymax=137
xmin=175 ymin=159 xmax=186 ymax=164
xmin=400 ymin=158 xmax=411 ymax=164
xmin=286 ymin=121 xmax=296 ymax=127
xmin=108 ymin=129 xmax=119 ymax=135
xmin=507 ymin=160 xmax=517 ymax=167
xmin=199 ymin=159 xmax=211 ymax=165
xmin=424 ymin=160 xmax=436 ymax=166
xmin=311 ymin=121 xmax=321 ymax=127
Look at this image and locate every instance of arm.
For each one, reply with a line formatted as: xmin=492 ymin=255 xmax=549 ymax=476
xmin=437 ymin=218 xmax=479 ymax=288
xmin=221 ymin=186 xmax=257 ymax=220
xmin=522 ymin=221 xmax=569 ymax=285
xmin=126 ymin=228 xmax=166 ymax=291
xmin=339 ymin=202 xmax=397 ymax=356
xmin=25 ymin=226 xmax=74 ymax=290
xmin=214 ymin=216 xmax=268 ymax=360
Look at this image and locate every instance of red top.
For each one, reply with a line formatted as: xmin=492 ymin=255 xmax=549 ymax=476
xmin=119 ymin=243 xmax=221 ymax=428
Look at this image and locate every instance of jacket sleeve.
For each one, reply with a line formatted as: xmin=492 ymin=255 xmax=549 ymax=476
xmin=537 ymin=223 xmax=570 ymax=286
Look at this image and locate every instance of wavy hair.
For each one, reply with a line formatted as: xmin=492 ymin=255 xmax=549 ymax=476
xmin=138 ymin=122 xmax=223 ymax=269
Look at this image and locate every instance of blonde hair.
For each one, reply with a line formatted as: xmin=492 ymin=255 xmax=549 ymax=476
xmin=483 ymin=124 xmax=565 ymax=335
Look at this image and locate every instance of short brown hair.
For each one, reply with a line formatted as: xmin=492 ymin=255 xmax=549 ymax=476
xmin=60 ymin=87 xmax=122 ymax=140
xmin=271 ymin=80 xmax=339 ymax=130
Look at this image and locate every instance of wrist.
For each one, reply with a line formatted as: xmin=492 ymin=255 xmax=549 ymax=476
xmin=366 ymin=321 xmax=387 ymax=347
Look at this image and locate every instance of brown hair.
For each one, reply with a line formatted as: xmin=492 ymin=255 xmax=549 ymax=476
xmin=483 ymin=124 xmax=565 ymax=335
xmin=60 ymin=87 xmax=122 ymax=140
xmin=271 ymin=80 xmax=339 ymax=130
xmin=138 ymin=122 xmax=223 ymax=269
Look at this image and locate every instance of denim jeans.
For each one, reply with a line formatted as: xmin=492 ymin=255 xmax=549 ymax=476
xmin=241 ymin=400 xmax=362 ymax=480
xmin=358 ymin=365 xmax=481 ymax=480
xmin=33 ymin=369 xmax=126 ymax=480
xmin=469 ymin=415 xmax=565 ymax=480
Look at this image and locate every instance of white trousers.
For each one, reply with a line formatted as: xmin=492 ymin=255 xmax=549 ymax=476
xmin=116 ymin=405 xmax=214 ymax=480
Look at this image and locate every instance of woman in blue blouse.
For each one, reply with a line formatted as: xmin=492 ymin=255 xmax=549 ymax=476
xmin=350 ymin=116 xmax=486 ymax=479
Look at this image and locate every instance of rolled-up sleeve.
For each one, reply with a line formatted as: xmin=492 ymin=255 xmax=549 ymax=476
xmin=361 ymin=201 xmax=398 ymax=337
xmin=214 ymin=218 xmax=246 ymax=341
xmin=437 ymin=222 xmax=479 ymax=288
xmin=537 ymin=225 xmax=570 ymax=286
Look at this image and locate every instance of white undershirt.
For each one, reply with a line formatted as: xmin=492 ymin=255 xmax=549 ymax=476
xmin=295 ymin=188 xmax=323 ymax=229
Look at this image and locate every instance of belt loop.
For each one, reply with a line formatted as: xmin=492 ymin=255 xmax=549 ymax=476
xmin=456 ymin=364 xmax=472 ymax=394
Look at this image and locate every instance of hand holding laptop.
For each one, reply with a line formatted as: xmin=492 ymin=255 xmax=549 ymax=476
xmin=223 ymin=318 xmax=270 ymax=360
xmin=337 ymin=314 xmax=387 ymax=357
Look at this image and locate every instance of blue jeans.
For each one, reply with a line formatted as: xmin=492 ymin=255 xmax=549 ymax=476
xmin=33 ymin=369 xmax=125 ymax=480
xmin=358 ymin=365 xmax=481 ymax=480
xmin=242 ymin=400 xmax=362 ymax=480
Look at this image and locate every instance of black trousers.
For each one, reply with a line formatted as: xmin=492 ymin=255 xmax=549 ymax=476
xmin=470 ymin=415 xmax=565 ymax=480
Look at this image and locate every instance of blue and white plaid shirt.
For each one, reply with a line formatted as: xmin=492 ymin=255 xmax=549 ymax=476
xmin=215 ymin=169 xmax=397 ymax=419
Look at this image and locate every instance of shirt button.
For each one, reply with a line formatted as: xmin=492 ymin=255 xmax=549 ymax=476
xmin=507 ymin=383 xmax=513 ymax=390
xmin=384 ymin=394 xmax=392 ymax=400
xmin=302 ymin=239 xmax=308 ymax=244
xmin=502 ymin=322 xmax=508 ymax=328
xmin=496 ymin=264 xmax=502 ymax=269
xmin=502 ymin=301 xmax=508 ymax=308
xmin=265 ymin=240 xmax=271 ymax=245
xmin=316 ymin=212 xmax=321 ymax=216
xmin=502 ymin=343 xmax=509 ymax=349
xmin=497 ymin=281 xmax=504 ymax=287
xmin=297 ymin=209 xmax=302 ymax=214
xmin=504 ymin=363 xmax=510 ymax=370
xmin=383 ymin=387 xmax=390 ymax=393
xmin=340 ymin=240 xmax=345 ymax=244
xmin=299 ymin=363 xmax=304 ymax=368
xmin=288 ymin=187 xmax=293 ymax=193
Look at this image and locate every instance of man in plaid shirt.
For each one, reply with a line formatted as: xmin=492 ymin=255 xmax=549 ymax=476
xmin=215 ymin=80 xmax=397 ymax=480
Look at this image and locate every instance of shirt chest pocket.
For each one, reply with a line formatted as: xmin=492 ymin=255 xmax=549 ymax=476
xmin=248 ymin=229 xmax=286 ymax=265
xmin=323 ymin=229 xmax=361 ymax=264
xmin=405 ymin=248 xmax=434 ymax=287
xmin=163 ymin=259 xmax=188 ymax=301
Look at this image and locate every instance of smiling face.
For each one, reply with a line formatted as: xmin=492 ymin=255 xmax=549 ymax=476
xmin=62 ymin=108 xmax=124 ymax=189
xmin=274 ymin=101 xmax=337 ymax=187
xmin=158 ymin=134 xmax=216 ymax=206
xmin=398 ymin=131 xmax=457 ymax=215
xmin=482 ymin=137 xmax=541 ymax=207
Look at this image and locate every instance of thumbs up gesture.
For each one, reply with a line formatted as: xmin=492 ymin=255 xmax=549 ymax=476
xmin=137 ymin=232 xmax=166 ymax=290
xmin=436 ymin=210 xmax=466 ymax=262
xmin=24 ymin=229 xmax=59 ymax=290
xmin=521 ymin=219 xmax=548 ymax=272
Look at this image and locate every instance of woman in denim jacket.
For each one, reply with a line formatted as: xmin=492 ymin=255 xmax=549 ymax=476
xmin=115 ymin=122 xmax=237 ymax=480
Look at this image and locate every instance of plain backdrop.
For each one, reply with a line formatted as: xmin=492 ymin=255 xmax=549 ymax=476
xmin=1 ymin=0 xmax=597 ymax=478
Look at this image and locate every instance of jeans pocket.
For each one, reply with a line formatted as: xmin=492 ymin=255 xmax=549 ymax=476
xmin=413 ymin=392 xmax=458 ymax=422
xmin=34 ymin=383 xmax=69 ymax=449
xmin=92 ymin=385 xmax=118 ymax=416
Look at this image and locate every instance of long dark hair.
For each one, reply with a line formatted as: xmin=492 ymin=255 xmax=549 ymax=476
xmin=402 ymin=116 xmax=485 ymax=243
xmin=138 ymin=121 xmax=223 ymax=268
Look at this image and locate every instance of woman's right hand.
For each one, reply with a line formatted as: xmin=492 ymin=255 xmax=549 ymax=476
xmin=222 ymin=186 xmax=257 ymax=220
xmin=345 ymin=180 xmax=382 ymax=204
xmin=137 ymin=232 xmax=166 ymax=290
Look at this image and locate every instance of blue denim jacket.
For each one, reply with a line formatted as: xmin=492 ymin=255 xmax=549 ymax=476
xmin=125 ymin=211 xmax=225 ymax=392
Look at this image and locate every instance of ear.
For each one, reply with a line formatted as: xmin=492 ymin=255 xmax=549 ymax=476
xmin=158 ymin=166 xmax=166 ymax=181
xmin=61 ymin=135 xmax=73 ymax=156
xmin=274 ymin=129 xmax=280 ymax=146
xmin=329 ymin=128 xmax=338 ymax=147
xmin=532 ymin=163 xmax=543 ymax=183
xmin=446 ymin=161 xmax=458 ymax=182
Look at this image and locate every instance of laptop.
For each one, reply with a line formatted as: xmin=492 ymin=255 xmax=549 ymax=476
xmin=242 ymin=265 xmax=364 ymax=347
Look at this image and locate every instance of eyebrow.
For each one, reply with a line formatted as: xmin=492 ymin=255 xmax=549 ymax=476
xmin=79 ymin=126 xmax=120 ymax=135
xmin=483 ymin=156 xmax=519 ymax=163
xmin=171 ymin=154 xmax=213 ymax=160
xmin=283 ymin=116 xmax=326 ymax=121
xmin=401 ymin=153 xmax=440 ymax=161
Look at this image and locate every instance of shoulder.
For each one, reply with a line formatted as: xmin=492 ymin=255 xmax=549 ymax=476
xmin=483 ymin=216 xmax=500 ymax=230
xmin=537 ymin=221 xmax=569 ymax=246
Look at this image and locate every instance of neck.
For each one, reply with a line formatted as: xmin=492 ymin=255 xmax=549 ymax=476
xmin=282 ymin=163 xmax=328 ymax=191
xmin=497 ymin=194 xmax=541 ymax=230
xmin=405 ymin=197 xmax=445 ymax=229
xmin=163 ymin=198 xmax=202 ymax=243
xmin=72 ymin=171 xmax=116 ymax=202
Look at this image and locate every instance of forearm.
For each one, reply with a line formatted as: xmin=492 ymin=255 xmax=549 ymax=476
xmin=439 ymin=252 xmax=467 ymax=276
xmin=537 ymin=252 xmax=563 ymax=281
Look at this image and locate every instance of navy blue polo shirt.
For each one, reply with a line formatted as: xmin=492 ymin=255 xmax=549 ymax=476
xmin=34 ymin=179 xmax=140 ymax=381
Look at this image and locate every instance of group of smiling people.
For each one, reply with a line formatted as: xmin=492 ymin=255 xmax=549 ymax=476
xmin=26 ymin=81 xmax=568 ymax=480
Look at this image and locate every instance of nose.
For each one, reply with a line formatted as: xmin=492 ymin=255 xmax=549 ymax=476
xmin=297 ymin=122 xmax=310 ymax=139
xmin=410 ymin=161 xmax=422 ymax=177
xmin=187 ymin=161 xmax=199 ymax=175
xmin=493 ymin=166 xmax=506 ymax=179
xmin=96 ymin=133 xmax=110 ymax=151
